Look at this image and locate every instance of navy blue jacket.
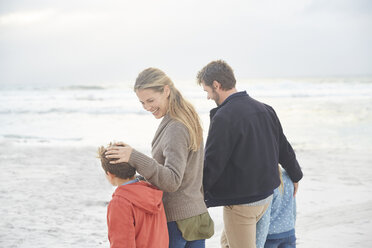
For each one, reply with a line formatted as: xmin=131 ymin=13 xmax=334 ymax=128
xmin=203 ymin=91 xmax=303 ymax=207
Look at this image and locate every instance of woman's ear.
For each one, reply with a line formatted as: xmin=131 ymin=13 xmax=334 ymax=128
xmin=164 ymin=85 xmax=171 ymax=98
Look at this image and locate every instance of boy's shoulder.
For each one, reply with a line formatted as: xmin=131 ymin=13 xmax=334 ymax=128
xmin=110 ymin=181 xmax=163 ymax=208
xmin=109 ymin=189 xmax=133 ymax=207
xmin=108 ymin=182 xmax=148 ymax=209
xmin=108 ymin=181 xmax=164 ymax=218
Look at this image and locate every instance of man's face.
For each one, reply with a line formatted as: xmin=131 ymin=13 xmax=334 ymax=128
xmin=202 ymin=82 xmax=221 ymax=106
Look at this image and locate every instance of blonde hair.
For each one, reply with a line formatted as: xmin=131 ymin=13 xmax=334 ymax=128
xmin=134 ymin=68 xmax=203 ymax=151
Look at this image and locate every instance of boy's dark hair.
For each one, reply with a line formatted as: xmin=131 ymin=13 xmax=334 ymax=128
xmin=97 ymin=144 xmax=136 ymax=179
xmin=196 ymin=60 xmax=236 ymax=90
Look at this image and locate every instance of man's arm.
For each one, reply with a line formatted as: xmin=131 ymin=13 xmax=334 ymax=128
xmin=266 ymin=105 xmax=303 ymax=184
xmin=274 ymin=110 xmax=303 ymax=183
xmin=293 ymin=182 xmax=299 ymax=197
xmin=203 ymin=115 xmax=234 ymax=192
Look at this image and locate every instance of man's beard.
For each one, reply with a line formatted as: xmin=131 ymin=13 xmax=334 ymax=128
xmin=213 ymin=88 xmax=220 ymax=106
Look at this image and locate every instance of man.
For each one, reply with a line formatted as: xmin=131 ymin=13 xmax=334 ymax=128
xmin=196 ymin=60 xmax=303 ymax=248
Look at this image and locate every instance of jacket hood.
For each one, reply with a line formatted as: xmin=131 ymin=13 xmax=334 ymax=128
xmin=112 ymin=181 xmax=163 ymax=214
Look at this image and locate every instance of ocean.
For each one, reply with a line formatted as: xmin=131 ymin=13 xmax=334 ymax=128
xmin=1 ymin=77 xmax=372 ymax=247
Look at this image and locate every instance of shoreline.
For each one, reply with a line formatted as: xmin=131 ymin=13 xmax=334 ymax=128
xmin=1 ymin=143 xmax=371 ymax=247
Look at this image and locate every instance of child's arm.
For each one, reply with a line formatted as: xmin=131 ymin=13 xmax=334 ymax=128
xmin=107 ymin=199 xmax=135 ymax=248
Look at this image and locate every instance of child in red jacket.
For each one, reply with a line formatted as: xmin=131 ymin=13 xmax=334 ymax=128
xmin=98 ymin=145 xmax=168 ymax=248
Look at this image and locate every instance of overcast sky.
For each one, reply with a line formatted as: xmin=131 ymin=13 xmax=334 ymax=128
xmin=0 ymin=0 xmax=371 ymax=86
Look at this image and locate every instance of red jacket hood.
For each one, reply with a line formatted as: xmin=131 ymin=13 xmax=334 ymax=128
xmin=112 ymin=181 xmax=163 ymax=214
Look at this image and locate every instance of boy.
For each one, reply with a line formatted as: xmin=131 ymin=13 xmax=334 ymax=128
xmin=97 ymin=145 xmax=169 ymax=248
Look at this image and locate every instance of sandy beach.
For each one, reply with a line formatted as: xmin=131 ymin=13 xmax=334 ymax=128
xmin=1 ymin=142 xmax=371 ymax=247
xmin=1 ymin=0 xmax=372 ymax=246
xmin=1 ymin=78 xmax=372 ymax=247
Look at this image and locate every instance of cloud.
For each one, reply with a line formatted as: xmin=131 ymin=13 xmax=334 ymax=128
xmin=0 ymin=0 xmax=371 ymax=86
xmin=0 ymin=9 xmax=56 ymax=26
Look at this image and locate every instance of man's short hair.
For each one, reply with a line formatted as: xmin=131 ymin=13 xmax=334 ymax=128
xmin=97 ymin=144 xmax=136 ymax=179
xmin=196 ymin=60 xmax=236 ymax=90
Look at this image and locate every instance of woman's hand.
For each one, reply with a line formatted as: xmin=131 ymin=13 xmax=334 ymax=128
xmin=105 ymin=142 xmax=133 ymax=164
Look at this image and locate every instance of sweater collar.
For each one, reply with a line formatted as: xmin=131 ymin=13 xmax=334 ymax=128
xmin=151 ymin=113 xmax=172 ymax=146
xmin=210 ymin=91 xmax=248 ymax=117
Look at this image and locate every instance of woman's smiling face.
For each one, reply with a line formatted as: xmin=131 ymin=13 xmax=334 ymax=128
xmin=135 ymin=87 xmax=170 ymax=119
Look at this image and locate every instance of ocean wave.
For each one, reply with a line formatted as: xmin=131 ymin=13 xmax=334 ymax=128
xmin=252 ymin=91 xmax=372 ymax=98
xmin=60 ymin=85 xmax=107 ymax=90
xmin=0 ymin=108 xmax=148 ymax=115
xmin=74 ymin=96 xmax=105 ymax=101
xmin=2 ymin=134 xmax=83 ymax=142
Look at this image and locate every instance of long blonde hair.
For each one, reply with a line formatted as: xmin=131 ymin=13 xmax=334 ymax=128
xmin=134 ymin=68 xmax=203 ymax=151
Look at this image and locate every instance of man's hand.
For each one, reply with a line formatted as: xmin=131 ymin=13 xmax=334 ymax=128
xmin=293 ymin=182 xmax=299 ymax=197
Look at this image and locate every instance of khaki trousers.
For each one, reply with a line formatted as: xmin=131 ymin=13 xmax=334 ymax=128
xmin=220 ymin=203 xmax=270 ymax=248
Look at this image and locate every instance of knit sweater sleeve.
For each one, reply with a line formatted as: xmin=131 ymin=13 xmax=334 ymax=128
xmin=128 ymin=122 xmax=189 ymax=192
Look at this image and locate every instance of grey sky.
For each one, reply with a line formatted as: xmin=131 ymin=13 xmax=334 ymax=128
xmin=0 ymin=0 xmax=371 ymax=86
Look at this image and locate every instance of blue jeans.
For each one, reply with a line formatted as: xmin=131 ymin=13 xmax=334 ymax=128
xmin=167 ymin=221 xmax=205 ymax=248
xmin=264 ymin=234 xmax=296 ymax=248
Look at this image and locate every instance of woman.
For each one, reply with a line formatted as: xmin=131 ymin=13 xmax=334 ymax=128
xmin=105 ymin=68 xmax=214 ymax=248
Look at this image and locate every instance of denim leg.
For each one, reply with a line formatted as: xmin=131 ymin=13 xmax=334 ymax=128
xmin=278 ymin=235 xmax=296 ymax=248
xmin=264 ymin=235 xmax=296 ymax=248
xmin=185 ymin=239 xmax=205 ymax=248
xmin=264 ymin=238 xmax=281 ymax=248
xmin=167 ymin=221 xmax=205 ymax=248
xmin=168 ymin=221 xmax=187 ymax=248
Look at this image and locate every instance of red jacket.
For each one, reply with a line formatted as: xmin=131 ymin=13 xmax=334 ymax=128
xmin=107 ymin=181 xmax=168 ymax=248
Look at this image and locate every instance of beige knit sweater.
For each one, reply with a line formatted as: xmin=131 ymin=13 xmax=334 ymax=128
xmin=128 ymin=114 xmax=208 ymax=222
